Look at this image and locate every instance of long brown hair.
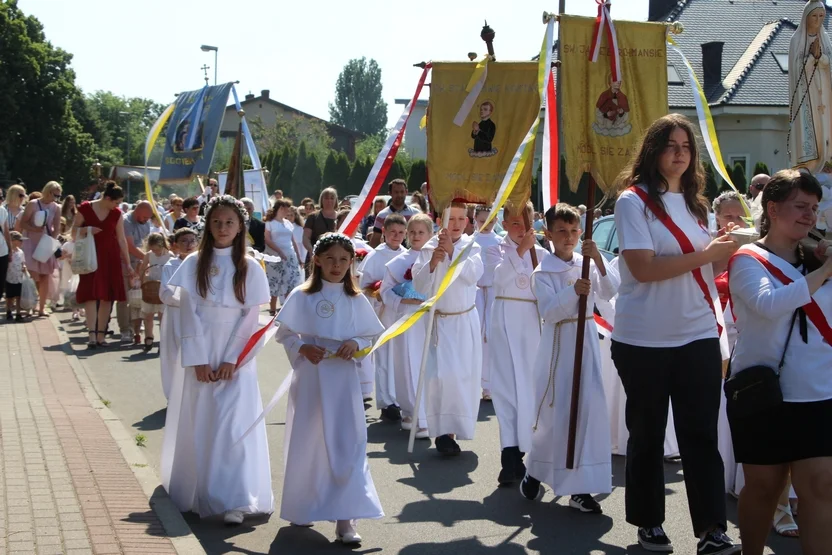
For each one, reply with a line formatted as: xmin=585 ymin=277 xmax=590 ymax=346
xmin=196 ymin=196 xmax=248 ymax=304
xmin=759 ymin=168 xmax=823 ymax=238
xmin=301 ymin=233 xmax=360 ymax=296
xmin=616 ymin=113 xmax=709 ymax=224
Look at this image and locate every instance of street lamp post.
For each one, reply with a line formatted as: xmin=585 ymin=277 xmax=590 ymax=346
xmin=200 ymin=45 xmax=218 ymax=86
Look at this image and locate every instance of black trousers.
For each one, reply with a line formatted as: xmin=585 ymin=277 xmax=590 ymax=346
xmin=0 ymin=254 xmax=7 ymax=300
xmin=611 ymin=338 xmax=726 ymax=537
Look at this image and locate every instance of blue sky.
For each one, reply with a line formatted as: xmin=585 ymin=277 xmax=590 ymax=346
xmin=20 ymin=0 xmax=650 ymax=126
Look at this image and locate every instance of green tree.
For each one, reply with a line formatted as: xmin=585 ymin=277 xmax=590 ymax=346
xmin=346 ymin=157 xmax=372 ymax=196
xmin=0 ymin=0 xmax=98 ymax=195
xmin=386 ymin=157 xmax=407 ymax=184
xmin=267 ymin=150 xmax=281 ymax=191
xmin=335 ymin=152 xmax=352 ymax=190
xmin=293 ymin=142 xmax=322 ymax=200
xmin=703 ymin=160 xmax=719 ymax=202
xmin=276 ymin=145 xmax=296 ymax=195
xmin=250 ymin=115 xmax=333 ymax=163
xmin=727 ymin=162 xmax=747 ymax=195
xmin=83 ymin=91 xmax=166 ymax=166
xmin=354 ymin=132 xmax=386 ymax=162
xmin=329 ymin=57 xmax=388 ymax=136
xmin=407 ymin=159 xmax=427 ymax=191
xmin=322 ymin=151 xmax=340 ymax=188
xmin=753 ymin=161 xmax=770 ymax=176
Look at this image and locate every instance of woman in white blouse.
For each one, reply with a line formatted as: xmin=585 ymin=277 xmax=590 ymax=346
xmin=264 ymin=199 xmax=302 ymax=316
xmin=612 ymin=114 xmax=740 ymax=554
xmin=728 ymin=168 xmax=832 ymax=555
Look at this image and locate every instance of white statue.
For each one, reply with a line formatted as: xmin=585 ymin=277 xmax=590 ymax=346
xmin=789 ymin=1 xmax=832 ymax=174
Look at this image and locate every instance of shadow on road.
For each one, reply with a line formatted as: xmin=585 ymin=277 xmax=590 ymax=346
xmin=133 ymin=407 xmax=167 ymax=431
xmin=400 ymin=537 xmax=527 ymax=555
xmin=269 ymin=525 xmax=383 ymax=554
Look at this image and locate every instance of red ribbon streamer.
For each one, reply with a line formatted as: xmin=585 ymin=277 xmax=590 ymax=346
xmin=629 ymin=186 xmax=723 ymax=337
xmin=340 ymin=64 xmax=432 ymax=238
xmin=544 ymin=72 xmax=559 ymax=206
xmin=588 ymin=0 xmax=621 ymax=83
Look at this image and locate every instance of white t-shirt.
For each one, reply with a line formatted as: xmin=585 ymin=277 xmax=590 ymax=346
xmin=613 ymin=185 xmax=718 ymax=348
xmin=265 ymin=219 xmax=295 ymax=258
xmin=0 ymin=205 xmax=8 ymax=257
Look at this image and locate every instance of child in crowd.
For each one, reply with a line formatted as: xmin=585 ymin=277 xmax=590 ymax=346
xmin=381 ymin=213 xmax=434 ymax=438
xmin=521 ymin=203 xmax=619 ymax=514
xmin=359 ymin=213 xmax=408 ymax=421
xmin=162 ymin=195 xmax=272 ymax=526
xmin=485 ymin=201 xmax=548 ymax=486
xmin=412 ymin=202 xmax=484 ymax=456
xmin=158 ymin=228 xmax=198 ymax=401
xmin=137 ymin=232 xmax=172 ymax=352
xmin=5 ymin=231 xmax=26 ymax=321
xmin=276 ymin=233 xmax=384 ymax=544
xmin=473 ymin=205 xmax=502 ymax=401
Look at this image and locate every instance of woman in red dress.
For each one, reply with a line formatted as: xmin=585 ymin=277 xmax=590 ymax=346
xmin=72 ymin=182 xmax=136 ymax=349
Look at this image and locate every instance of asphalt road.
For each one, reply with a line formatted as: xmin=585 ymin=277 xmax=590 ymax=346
xmin=55 ymin=311 xmax=795 ymax=555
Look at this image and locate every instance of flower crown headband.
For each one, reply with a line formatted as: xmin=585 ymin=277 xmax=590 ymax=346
xmin=313 ymin=232 xmax=355 ymax=256
xmin=206 ymin=194 xmax=248 ymax=221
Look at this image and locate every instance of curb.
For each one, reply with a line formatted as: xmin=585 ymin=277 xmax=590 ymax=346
xmin=49 ymin=314 xmax=207 ymax=555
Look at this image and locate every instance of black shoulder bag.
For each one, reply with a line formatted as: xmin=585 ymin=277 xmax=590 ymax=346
xmin=724 ymin=308 xmax=798 ymax=419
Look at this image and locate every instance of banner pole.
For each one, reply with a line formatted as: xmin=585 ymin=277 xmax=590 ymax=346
xmin=408 ymin=207 xmax=450 ymax=454
xmin=566 ymin=171 xmax=595 ymax=469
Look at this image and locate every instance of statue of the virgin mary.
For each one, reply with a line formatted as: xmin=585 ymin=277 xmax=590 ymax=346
xmin=789 ymin=1 xmax=832 ymax=174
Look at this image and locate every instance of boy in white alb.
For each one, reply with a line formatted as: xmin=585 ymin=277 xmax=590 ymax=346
xmin=521 ymin=204 xmax=619 ymax=514
xmin=358 ymin=214 xmax=408 ymax=421
xmin=381 ymin=214 xmax=434 ymax=439
xmin=473 ymin=206 xmax=502 ymax=400
xmin=485 ymin=201 xmax=547 ymax=486
xmin=413 ymin=203 xmax=484 ymax=455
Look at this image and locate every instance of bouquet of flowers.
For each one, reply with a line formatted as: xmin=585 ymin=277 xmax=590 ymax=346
xmin=354 ymin=248 xmax=369 ymax=263
xmin=392 ymin=267 xmax=427 ymax=301
xmin=363 ymin=279 xmax=382 ymax=301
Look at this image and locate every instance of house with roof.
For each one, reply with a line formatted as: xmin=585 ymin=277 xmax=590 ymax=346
xmin=653 ymin=0 xmax=831 ymax=181
xmin=221 ymin=90 xmax=363 ymax=159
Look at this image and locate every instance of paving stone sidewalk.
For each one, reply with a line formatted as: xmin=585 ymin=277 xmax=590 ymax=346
xmin=0 ymin=317 xmax=188 ymax=555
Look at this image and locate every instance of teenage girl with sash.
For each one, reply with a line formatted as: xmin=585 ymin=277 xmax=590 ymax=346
xmin=611 ymin=114 xmax=740 ymax=554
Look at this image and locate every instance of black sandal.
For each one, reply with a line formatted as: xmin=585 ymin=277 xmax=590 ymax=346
xmin=87 ymin=332 xmax=97 ymax=350
xmin=143 ymin=337 xmax=154 ymax=352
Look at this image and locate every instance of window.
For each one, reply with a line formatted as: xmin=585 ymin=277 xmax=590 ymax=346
xmin=772 ymin=52 xmax=789 ymax=72
xmin=667 ymin=64 xmax=684 ymax=85
xmin=593 ymin=218 xmax=615 ymax=252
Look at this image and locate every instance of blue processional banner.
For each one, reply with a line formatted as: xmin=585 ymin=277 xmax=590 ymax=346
xmin=158 ymin=82 xmax=234 ymax=185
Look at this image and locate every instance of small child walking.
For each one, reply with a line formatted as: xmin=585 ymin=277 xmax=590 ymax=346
xmin=381 ymin=213 xmax=434 ymax=438
xmin=158 ymin=228 xmax=198 ymax=401
xmin=521 ymin=204 xmax=620 ymax=514
xmin=137 ymin=232 xmax=172 ymax=352
xmin=276 ymin=233 xmax=385 ymax=544
xmin=5 ymin=231 xmax=26 ymax=321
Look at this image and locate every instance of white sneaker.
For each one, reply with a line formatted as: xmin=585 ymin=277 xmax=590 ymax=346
xmin=223 ymin=510 xmax=244 ymax=525
xmin=401 ymin=417 xmax=413 ymax=431
xmin=415 ymin=428 xmax=429 ymax=440
xmin=335 ymin=521 xmax=361 ymax=544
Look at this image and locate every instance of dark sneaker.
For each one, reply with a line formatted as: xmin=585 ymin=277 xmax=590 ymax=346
xmin=498 ymin=447 xmax=519 ymax=486
xmin=519 ymin=474 xmax=543 ymax=501
xmin=697 ymin=531 xmax=740 ymax=555
xmin=380 ymin=405 xmax=402 ymax=421
xmin=569 ymin=494 xmax=602 ymax=514
xmin=638 ymin=527 xmax=673 ymax=553
xmin=434 ymin=434 xmax=461 ymax=456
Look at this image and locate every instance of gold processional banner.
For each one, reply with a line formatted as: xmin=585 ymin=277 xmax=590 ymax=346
xmin=560 ymin=15 xmax=668 ymax=191
xmin=428 ymin=62 xmax=539 ymax=212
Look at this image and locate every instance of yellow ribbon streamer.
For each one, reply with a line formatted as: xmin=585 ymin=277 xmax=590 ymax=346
xmin=143 ymin=103 xmax=176 ymax=226
xmin=667 ymin=36 xmax=751 ymax=220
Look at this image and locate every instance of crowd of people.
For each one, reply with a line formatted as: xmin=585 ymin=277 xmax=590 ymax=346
xmin=2 ymin=112 xmax=831 ymax=554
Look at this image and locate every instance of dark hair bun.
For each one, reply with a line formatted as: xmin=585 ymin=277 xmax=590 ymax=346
xmin=103 ymin=181 xmax=124 ymax=200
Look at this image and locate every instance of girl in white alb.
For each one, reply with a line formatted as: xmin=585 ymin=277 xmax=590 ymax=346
xmin=276 ymin=233 xmax=384 ymax=545
xmin=161 ymin=196 xmax=273 ymax=526
xmin=158 ymin=228 xmax=198 ymax=401
xmin=380 ymin=214 xmax=434 ymax=438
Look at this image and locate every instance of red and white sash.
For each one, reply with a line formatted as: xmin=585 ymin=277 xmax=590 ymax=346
xmin=628 ymin=186 xmax=729 ymax=358
xmin=728 ymin=244 xmax=832 ymax=345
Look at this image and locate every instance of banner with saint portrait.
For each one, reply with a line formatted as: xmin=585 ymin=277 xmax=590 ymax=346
xmin=158 ymin=82 xmax=234 ymax=185
xmin=560 ymin=15 xmax=668 ymax=191
xmin=427 ymin=62 xmax=540 ymax=212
